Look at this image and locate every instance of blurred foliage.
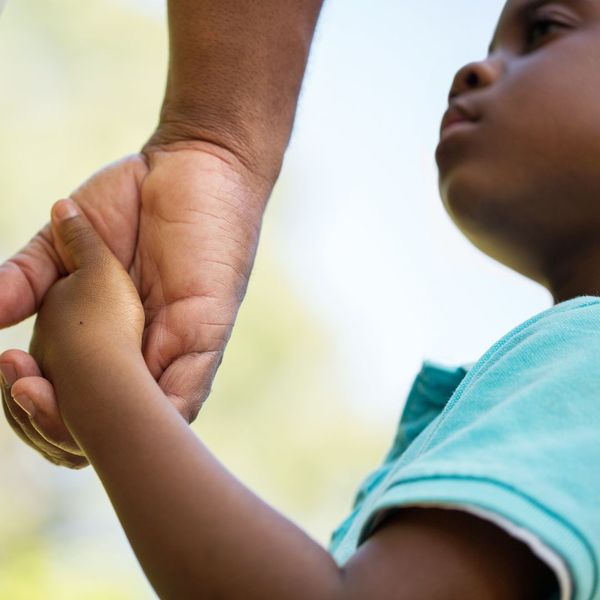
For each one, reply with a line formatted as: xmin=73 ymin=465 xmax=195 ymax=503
xmin=0 ymin=0 xmax=391 ymax=598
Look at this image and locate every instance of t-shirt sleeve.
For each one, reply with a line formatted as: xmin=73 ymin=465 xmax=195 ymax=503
xmin=357 ymin=301 xmax=600 ymax=600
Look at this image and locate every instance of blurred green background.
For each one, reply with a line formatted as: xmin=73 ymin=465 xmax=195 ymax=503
xmin=0 ymin=1 xmax=391 ymax=597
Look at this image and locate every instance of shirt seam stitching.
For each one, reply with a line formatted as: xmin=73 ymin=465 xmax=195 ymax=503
xmin=414 ymin=299 xmax=600 ymax=459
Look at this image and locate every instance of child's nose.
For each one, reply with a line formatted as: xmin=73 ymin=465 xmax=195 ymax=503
xmin=448 ymin=56 xmax=503 ymax=102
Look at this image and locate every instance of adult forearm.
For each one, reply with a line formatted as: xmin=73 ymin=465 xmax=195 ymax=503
xmin=57 ymin=354 xmax=343 ymax=600
xmin=147 ymin=0 xmax=325 ymax=181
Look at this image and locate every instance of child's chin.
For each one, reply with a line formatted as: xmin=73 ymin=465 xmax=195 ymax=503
xmin=438 ymin=166 xmax=486 ymax=221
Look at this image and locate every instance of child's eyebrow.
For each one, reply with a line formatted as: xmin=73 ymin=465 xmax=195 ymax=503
xmin=487 ymin=0 xmax=591 ymax=55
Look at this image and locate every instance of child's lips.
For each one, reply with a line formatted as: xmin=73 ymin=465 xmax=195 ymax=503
xmin=438 ymin=119 xmax=478 ymax=145
xmin=439 ymin=102 xmax=478 ymax=137
xmin=435 ymin=102 xmax=480 ymax=169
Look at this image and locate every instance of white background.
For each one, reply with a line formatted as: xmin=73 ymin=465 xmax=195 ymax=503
xmin=276 ymin=0 xmax=551 ymax=422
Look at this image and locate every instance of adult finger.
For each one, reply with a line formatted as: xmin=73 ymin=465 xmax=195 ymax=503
xmin=157 ymin=350 xmax=224 ymax=424
xmin=0 ymin=349 xmax=87 ymax=467
xmin=11 ymin=375 xmax=85 ymax=457
xmin=2 ymin=380 xmax=87 ymax=469
xmin=0 ymin=224 xmax=64 ymax=329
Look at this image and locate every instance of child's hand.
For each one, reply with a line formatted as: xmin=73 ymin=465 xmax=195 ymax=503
xmin=15 ymin=199 xmax=145 ymax=409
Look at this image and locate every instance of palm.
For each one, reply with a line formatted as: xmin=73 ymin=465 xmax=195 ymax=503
xmin=1 ymin=145 xmax=265 ymax=466
xmin=131 ymin=148 xmax=262 ymax=420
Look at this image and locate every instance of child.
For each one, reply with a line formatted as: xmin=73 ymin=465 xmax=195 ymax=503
xmin=16 ymin=198 xmax=568 ymax=598
xmin=6 ymin=0 xmax=600 ymax=597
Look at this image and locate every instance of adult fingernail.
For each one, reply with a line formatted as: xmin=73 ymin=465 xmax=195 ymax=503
xmin=12 ymin=394 xmax=35 ymax=418
xmin=52 ymin=199 xmax=79 ymax=222
xmin=0 ymin=362 xmax=17 ymax=387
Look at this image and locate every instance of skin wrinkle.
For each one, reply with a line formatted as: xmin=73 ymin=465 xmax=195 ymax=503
xmin=2 ymin=388 xmax=39 ymax=449
xmin=141 ymin=291 xmax=223 ymax=317
xmin=141 ymin=150 xmax=265 ymax=245
xmin=137 ymin=222 xmax=165 ymax=301
xmin=144 ymin=320 xmax=225 ymax=379
xmin=146 ymin=164 xmax=257 ymax=221
xmin=36 ymin=226 xmax=66 ymax=274
xmin=150 ymin=107 xmax=258 ymax=176
xmin=7 ymin=228 xmax=63 ymax=312
xmin=158 ymin=188 xmax=261 ymax=276
xmin=0 ymin=263 xmax=39 ymax=322
xmin=2 ymin=385 xmax=78 ymax=467
xmin=69 ymin=165 xmax=143 ymax=270
xmin=147 ymin=1 xmax=318 ymax=184
xmin=140 ymin=142 xmax=271 ymax=199
xmin=140 ymin=282 xmax=232 ymax=376
xmin=141 ymin=272 xmax=167 ymax=322
xmin=11 ymin=259 xmax=45 ymax=307
xmin=138 ymin=215 xmax=250 ymax=310
xmin=151 ymin=208 xmax=220 ymax=227
xmin=182 ymin=204 xmax=254 ymax=233
xmin=148 ymin=304 xmax=233 ymax=331
xmin=195 ymin=257 xmax=251 ymax=287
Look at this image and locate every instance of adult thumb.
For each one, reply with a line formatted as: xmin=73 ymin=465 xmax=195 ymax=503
xmin=50 ymin=199 xmax=108 ymax=274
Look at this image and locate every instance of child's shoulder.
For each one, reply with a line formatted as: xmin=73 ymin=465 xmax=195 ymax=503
xmin=331 ymin=296 xmax=600 ymax=599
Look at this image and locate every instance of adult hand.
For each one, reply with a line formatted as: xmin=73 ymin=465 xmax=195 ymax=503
xmin=1 ymin=0 xmax=323 ymax=469
xmin=0 ymin=141 xmax=271 ymax=468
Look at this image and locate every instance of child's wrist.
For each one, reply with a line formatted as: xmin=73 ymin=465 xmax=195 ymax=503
xmin=55 ymin=351 xmax=170 ymax=461
xmin=50 ymin=345 xmax=148 ymax=413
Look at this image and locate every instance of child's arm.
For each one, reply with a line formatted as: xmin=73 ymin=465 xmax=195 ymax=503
xmin=12 ymin=200 xmax=555 ymax=599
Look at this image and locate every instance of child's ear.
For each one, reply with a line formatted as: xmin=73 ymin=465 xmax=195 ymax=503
xmin=50 ymin=199 xmax=113 ymax=273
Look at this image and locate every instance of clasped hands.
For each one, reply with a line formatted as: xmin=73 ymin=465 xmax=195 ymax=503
xmin=0 ymin=142 xmax=270 ymax=468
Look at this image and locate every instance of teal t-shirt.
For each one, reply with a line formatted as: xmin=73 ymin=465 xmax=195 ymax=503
xmin=329 ymin=295 xmax=600 ymax=600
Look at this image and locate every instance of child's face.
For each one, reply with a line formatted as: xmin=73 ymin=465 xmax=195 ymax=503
xmin=437 ymin=0 xmax=600 ymax=296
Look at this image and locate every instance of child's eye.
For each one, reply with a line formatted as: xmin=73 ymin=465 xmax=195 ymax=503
xmin=526 ymin=17 xmax=567 ymax=50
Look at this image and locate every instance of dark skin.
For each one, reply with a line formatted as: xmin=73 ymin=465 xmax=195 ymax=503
xmin=0 ymin=0 xmax=324 ymax=467
xmin=438 ymin=0 xmax=600 ymax=305
xmin=13 ymin=201 xmax=557 ymax=599
xmin=5 ymin=0 xmax=585 ymax=596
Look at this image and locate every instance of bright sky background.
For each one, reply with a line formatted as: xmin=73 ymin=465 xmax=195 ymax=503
xmin=286 ymin=0 xmax=557 ymax=423
xmin=279 ymin=0 xmax=551 ymax=423
xmin=121 ymin=0 xmax=551 ymax=424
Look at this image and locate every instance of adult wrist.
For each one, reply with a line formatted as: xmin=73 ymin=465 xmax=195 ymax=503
xmin=140 ymin=130 xmax=280 ymax=225
xmin=142 ymin=109 xmax=285 ymax=193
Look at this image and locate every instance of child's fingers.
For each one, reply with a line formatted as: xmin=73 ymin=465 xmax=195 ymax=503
xmin=50 ymin=198 xmax=113 ymax=273
xmin=0 ymin=349 xmax=87 ymax=466
xmin=49 ymin=199 xmax=77 ymax=274
xmin=2 ymin=376 xmax=87 ymax=469
xmin=10 ymin=375 xmax=86 ymax=458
